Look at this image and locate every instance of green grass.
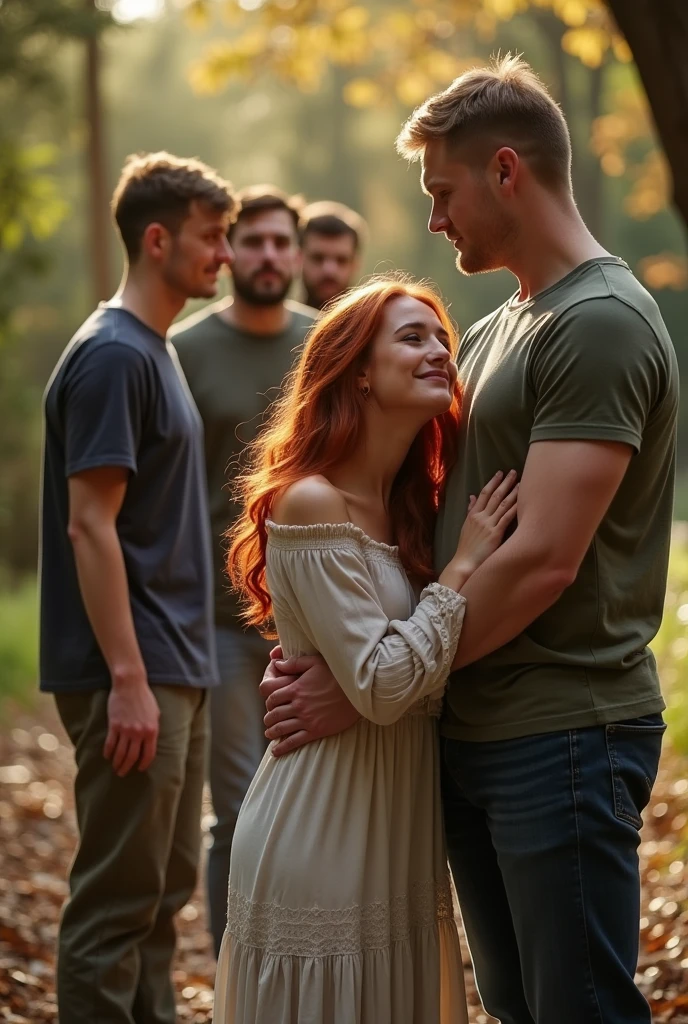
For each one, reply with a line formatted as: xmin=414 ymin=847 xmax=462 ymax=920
xmin=652 ymin=525 xmax=688 ymax=753
xmin=673 ymin=471 xmax=688 ymax=522
xmin=0 ymin=577 xmax=38 ymax=706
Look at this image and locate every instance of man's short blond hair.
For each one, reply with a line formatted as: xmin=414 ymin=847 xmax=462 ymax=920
xmin=396 ymin=54 xmax=571 ymax=190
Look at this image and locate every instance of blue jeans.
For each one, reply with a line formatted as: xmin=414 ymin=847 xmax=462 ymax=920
xmin=441 ymin=714 xmax=666 ymax=1024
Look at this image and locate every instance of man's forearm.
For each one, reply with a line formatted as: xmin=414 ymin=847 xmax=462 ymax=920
xmin=452 ymin=535 xmax=574 ymax=670
xmin=69 ymin=521 xmax=146 ymax=685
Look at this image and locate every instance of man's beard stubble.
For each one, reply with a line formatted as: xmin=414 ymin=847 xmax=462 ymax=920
xmin=454 ymin=190 xmax=520 ymax=277
xmin=162 ymin=254 xmax=222 ymax=300
xmin=304 ymin=280 xmax=341 ymax=311
xmin=231 ymin=265 xmax=292 ymax=307
xmin=304 ymin=290 xmax=326 ymax=311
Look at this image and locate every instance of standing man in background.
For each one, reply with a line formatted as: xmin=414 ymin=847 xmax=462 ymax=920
xmin=300 ymin=199 xmax=367 ymax=309
xmin=173 ymin=185 xmax=317 ymax=955
xmin=40 ymin=152 xmax=235 ymax=1024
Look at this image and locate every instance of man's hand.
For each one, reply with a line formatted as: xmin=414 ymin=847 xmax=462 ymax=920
xmin=260 ymin=648 xmax=360 ymax=756
xmin=104 ymin=681 xmax=160 ymax=777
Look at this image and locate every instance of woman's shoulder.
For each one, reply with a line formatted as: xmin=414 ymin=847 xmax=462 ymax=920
xmin=272 ymin=475 xmax=349 ymax=527
xmin=269 ymin=477 xmax=401 ymax=563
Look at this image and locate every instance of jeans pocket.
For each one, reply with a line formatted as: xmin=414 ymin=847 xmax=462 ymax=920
xmin=605 ymin=714 xmax=666 ymax=829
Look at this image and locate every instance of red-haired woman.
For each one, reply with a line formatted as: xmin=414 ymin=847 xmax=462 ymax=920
xmin=214 ymin=277 xmax=517 ymax=1023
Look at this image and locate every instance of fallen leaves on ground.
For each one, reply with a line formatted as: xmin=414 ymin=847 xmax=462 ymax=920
xmin=1 ymin=696 xmax=687 ymax=1023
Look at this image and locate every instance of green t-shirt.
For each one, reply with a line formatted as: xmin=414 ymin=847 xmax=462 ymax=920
xmin=436 ymin=258 xmax=679 ymax=741
xmin=172 ymin=300 xmax=317 ymax=627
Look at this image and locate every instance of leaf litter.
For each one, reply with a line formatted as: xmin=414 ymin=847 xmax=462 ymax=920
xmin=1 ymin=696 xmax=687 ymax=1023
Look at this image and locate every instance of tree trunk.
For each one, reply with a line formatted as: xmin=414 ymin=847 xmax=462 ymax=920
xmin=533 ymin=9 xmax=571 ymax=117
xmin=85 ymin=0 xmax=110 ymax=303
xmin=605 ymin=0 xmax=688 ymax=232
xmin=534 ymin=9 xmax=605 ymax=237
xmin=579 ymin=61 xmax=605 ymax=240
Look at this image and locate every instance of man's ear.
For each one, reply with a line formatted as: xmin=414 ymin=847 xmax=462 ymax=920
xmin=493 ymin=147 xmax=519 ymax=195
xmin=141 ymin=222 xmax=170 ymax=262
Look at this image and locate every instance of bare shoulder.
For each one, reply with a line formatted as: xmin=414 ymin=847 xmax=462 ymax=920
xmin=272 ymin=475 xmax=349 ymax=527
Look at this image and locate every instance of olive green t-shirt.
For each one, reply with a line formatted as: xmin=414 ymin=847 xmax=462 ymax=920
xmin=436 ymin=258 xmax=679 ymax=741
xmin=172 ymin=300 xmax=316 ymax=627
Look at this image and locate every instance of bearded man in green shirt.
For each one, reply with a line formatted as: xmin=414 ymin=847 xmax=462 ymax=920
xmin=173 ymin=186 xmax=316 ymax=955
xmin=256 ymin=56 xmax=678 ymax=1024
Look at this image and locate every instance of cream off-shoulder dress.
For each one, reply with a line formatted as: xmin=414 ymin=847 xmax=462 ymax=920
xmin=213 ymin=521 xmax=469 ymax=1024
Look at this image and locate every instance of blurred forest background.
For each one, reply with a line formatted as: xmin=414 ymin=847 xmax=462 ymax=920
xmin=1 ymin=0 xmax=687 ymax=715
xmin=4 ymin=5 xmax=688 ymax=1019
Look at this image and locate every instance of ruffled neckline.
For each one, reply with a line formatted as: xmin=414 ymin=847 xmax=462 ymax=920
xmin=266 ymin=519 xmax=400 ymax=560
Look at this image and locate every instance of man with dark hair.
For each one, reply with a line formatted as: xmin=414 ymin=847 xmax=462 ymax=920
xmin=40 ymin=150 xmax=235 ymax=1024
xmin=300 ymin=199 xmax=367 ymax=309
xmin=172 ymin=184 xmax=316 ymax=955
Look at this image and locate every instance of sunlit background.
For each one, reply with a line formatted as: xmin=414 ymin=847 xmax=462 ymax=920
xmin=2 ymin=0 xmax=687 ymax=666
xmin=1 ymin=3 xmax=688 ymax=1020
xmin=2 ymin=2 xmax=687 ymax=597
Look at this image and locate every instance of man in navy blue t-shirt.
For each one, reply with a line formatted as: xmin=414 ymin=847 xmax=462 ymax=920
xmin=39 ymin=152 xmax=236 ymax=1024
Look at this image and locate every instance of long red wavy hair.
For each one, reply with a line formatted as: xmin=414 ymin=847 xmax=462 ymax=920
xmin=227 ymin=276 xmax=462 ymax=632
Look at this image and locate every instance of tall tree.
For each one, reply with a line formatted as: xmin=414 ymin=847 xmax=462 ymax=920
xmin=604 ymin=0 xmax=688 ymax=233
xmin=188 ymin=0 xmax=685 ymax=241
xmin=0 ymin=0 xmax=113 ymax=307
xmin=0 ymin=0 xmax=113 ymax=576
xmin=84 ymin=0 xmax=111 ymax=302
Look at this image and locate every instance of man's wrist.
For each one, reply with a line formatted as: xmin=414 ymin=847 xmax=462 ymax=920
xmin=111 ymin=662 xmax=148 ymax=690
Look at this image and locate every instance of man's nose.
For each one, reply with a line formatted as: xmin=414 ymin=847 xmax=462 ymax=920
xmin=261 ymin=240 xmax=279 ymax=261
xmin=221 ymin=238 xmax=234 ymax=265
xmin=428 ymin=207 xmax=449 ymax=235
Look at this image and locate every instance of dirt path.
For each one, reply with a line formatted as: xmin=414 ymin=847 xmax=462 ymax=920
xmin=1 ymin=696 xmax=687 ymax=1022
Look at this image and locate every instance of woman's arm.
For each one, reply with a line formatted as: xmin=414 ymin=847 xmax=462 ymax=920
xmin=269 ymin=477 xmax=465 ymax=726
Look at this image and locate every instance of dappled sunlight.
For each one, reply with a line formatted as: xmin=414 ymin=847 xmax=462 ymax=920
xmin=1 ymin=3 xmax=688 ymax=1020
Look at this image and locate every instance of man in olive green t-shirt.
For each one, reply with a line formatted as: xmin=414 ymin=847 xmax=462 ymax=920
xmin=172 ymin=186 xmax=316 ymax=955
xmin=258 ymin=60 xmax=679 ymax=1024
xmin=435 ymin=254 xmax=676 ymax=742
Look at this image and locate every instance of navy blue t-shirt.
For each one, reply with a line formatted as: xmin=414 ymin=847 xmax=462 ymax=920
xmin=39 ymin=304 xmax=219 ymax=692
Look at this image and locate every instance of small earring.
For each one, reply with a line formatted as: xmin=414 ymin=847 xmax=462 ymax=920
xmin=360 ymin=382 xmax=370 ymax=398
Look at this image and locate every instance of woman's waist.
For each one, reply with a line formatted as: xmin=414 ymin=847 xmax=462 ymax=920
xmin=255 ymin=708 xmax=441 ymax=780
xmin=279 ymin=646 xmax=445 ymax=723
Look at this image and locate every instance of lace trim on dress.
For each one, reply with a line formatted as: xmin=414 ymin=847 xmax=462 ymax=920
xmin=266 ymin=520 xmax=401 ymax=566
xmin=226 ymin=877 xmax=455 ymax=958
xmin=419 ymin=582 xmax=466 ymax=678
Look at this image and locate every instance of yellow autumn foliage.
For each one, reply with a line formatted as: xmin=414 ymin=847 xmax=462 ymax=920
xmin=179 ymin=0 xmax=683 ymax=292
xmin=637 ymin=254 xmax=688 ymax=292
xmin=183 ymin=0 xmax=626 ymax=95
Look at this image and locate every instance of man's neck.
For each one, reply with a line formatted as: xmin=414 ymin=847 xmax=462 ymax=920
xmin=304 ymin=290 xmax=325 ymax=312
xmin=111 ymin=270 xmax=186 ymax=338
xmin=506 ymin=194 xmax=611 ymax=302
xmin=220 ymin=295 xmax=291 ymax=335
